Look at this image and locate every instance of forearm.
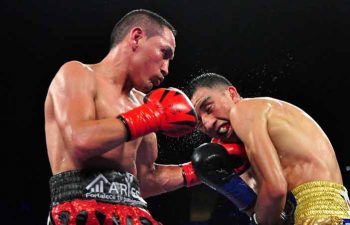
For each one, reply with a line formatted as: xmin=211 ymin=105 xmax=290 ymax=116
xmin=140 ymin=164 xmax=185 ymax=198
xmin=69 ymin=118 xmax=127 ymax=160
xmin=240 ymin=169 xmax=258 ymax=193
xmin=254 ymin=183 xmax=286 ymax=225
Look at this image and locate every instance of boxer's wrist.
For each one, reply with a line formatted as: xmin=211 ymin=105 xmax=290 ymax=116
xmin=250 ymin=211 xmax=288 ymax=225
xmin=117 ymin=103 xmax=160 ymax=141
xmin=117 ymin=115 xmax=132 ymax=141
xmin=251 ymin=212 xmax=259 ymax=225
xmin=179 ymin=162 xmax=201 ymax=187
xmin=280 ymin=211 xmax=287 ymax=221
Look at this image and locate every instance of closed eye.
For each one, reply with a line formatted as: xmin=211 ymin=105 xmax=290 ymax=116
xmin=205 ymin=105 xmax=213 ymax=114
xmin=161 ymin=47 xmax=174 ymax=60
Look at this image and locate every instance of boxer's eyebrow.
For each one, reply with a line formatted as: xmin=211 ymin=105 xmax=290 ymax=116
xmin=196 ymin=96 xmax=210 ymax=112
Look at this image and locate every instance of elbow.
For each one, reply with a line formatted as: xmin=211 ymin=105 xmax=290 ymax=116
xmin=139 ymin=183 xmax=154 ymax=199
xmin=71 ymin=131 xmax=90 ymax=161
xmin=266 ymin=177 xmax=288 ymax=200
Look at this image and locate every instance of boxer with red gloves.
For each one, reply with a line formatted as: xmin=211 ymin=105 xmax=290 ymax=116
xmin=48 ymin=86 xmax=198 ymax=225
xmin=45 ymin=10 xmax=200 ymax=225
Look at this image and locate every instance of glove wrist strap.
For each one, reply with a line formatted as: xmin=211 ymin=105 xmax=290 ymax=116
xmin=179 ymin=162 xmax=200 ymax=187
xmin=117 ymin=104 xmax=161 ymax=141
xmin=251 ymin=213 xmax=259 ymax=224
xmin=117 ymin=115 xmax=131 ymax=141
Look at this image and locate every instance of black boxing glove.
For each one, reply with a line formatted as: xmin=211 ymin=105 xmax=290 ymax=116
xmin=211 ymin=138 xmax=251 ymax=175
xmin=191 ymin=143 xmax=256 ymax=211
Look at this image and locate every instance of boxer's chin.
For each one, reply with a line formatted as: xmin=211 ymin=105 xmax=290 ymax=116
xmin=135 ymin=82 xmax=153 ymax=93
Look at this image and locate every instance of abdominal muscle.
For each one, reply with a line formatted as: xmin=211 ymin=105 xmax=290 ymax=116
xmin=47 ymin=128 xmax=141 ymax=176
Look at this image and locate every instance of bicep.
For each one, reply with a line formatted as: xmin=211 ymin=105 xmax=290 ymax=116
xmin=50 ymin=63 xmax=96 ymax=142
xmin=231 ymin=103 xmax=285 ymax=187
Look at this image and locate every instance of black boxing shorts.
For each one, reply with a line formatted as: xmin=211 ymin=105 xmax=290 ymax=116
xmin=47 ymin=169 xmax=161 ymax=225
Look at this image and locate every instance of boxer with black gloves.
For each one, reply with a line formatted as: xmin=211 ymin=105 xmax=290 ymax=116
xmin=45 ymin=10 xmax=199 ymax=225
xmin=188 ymin=73 xmax=350 ymax=225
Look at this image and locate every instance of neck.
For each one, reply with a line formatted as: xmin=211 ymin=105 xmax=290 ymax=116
xmin=95 ymin=45 xmax=134 ymax=94
xmin=233 ymin=96 xmax=242 ymax=104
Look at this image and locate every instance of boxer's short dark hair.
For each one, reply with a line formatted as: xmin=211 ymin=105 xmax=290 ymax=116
xmin=110 ymin=9 xmax=176 ymax=49
xmin=187 ymin=73 xmax=233 ymax=99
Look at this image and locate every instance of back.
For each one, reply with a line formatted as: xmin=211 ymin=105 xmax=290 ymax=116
xmin=268 ymin=98 xmax=342 ymax=189
xmin=233 ymin=97 xmax=342 ymax=190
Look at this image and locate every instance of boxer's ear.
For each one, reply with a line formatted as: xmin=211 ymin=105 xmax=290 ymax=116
xmin=130 ymin=27 xmax=143 ymax=51
xmin=228 ymin=86 xmax=240 ymax=99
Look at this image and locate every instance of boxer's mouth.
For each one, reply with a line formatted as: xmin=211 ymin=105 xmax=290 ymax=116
xmin=216 ymin=123 xmax=231 ymax=138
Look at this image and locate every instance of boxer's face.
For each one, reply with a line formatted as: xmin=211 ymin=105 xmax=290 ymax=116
xmin=130 ymin=27 xmax=175 ymax=92
xmin=192 ymin=86 xmax=234 ymax=139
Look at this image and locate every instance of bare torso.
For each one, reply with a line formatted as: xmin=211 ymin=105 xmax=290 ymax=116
xmin=44 ymin=61 xmax=156 ymax=176
xmin=232 ymin=97 xmax=342 ymax=191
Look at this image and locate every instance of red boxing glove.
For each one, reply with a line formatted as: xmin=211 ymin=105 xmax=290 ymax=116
xmin=211 ymin=138 xmax=250 ymax=175
xmin=180 ymin=162 xmax=201 ymax=187
xmin=117 ymin=87 xmax=198 ymax=141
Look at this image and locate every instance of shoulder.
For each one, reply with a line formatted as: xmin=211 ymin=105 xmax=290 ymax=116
xmin=53 ymin=61 xmax=95 ymax=86
xmin=49 ymin=60 xmax=96 ymax=94
xmin=235 ymin=97 xmax=282 ymax=110
xmin=230 ymin=97 xmax=282 ymax=120
xmin=56 ymin=61 xmax=94 ymax=81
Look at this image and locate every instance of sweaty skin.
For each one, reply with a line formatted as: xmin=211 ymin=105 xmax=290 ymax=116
xmin=45 ymin=27 xmax=186 ymax=198
xmin=191 ymin=86 xmax=342 ymax=224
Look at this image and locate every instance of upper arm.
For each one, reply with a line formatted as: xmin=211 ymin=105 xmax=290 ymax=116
xmin=49 ymin=61 xmax=96 ymax=147
xmin=231 ymin=100 xmax=286 ymax=192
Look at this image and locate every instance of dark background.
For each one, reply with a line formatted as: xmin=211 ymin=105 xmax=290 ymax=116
xmin=1 ymin=0 xmax=350 ymax=224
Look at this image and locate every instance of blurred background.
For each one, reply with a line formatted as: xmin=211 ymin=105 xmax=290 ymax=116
xmin=1 ymin=0 xmax=350 ymax=224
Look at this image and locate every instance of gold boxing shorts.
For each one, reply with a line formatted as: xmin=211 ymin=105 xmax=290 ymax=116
xmin=292 ymin=181 xmax=350 ymax=225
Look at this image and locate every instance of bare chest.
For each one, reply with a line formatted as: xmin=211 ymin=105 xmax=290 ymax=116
xmin=94 ymin=84 xmax=141 ymax=119
xmin=91 ymin=82 xmax=143 ymax=173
